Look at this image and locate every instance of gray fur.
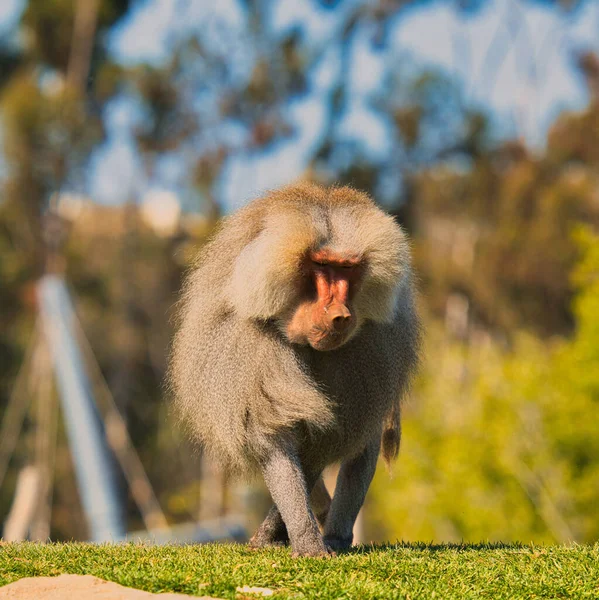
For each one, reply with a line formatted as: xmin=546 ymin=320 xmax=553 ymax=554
xmin=168 ymin=182 xmax=420 ymax=555
xmin=323 ymin=437 xmax=380 ymax=550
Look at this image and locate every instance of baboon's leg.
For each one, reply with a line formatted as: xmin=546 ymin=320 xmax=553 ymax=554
xmin=259 ymin=447 xmax=329 ymax=556
xmin=250 ymin=474 xmax=331 ymax=547
xmin=249 ymin=504 xmax=288 ymax=547
xmin=311 ymin=475 xmax=331 ymax=529
xmin=323 ymin=438 xmax=379 ymax=551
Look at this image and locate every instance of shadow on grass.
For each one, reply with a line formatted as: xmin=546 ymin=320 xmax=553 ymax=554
xmin=237 ymin=540 xmax=533 ymax=557
xmin=345 ymin=541 xmax=530 ymax=555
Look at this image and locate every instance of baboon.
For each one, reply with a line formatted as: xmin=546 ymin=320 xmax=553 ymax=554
xmin=169 ymin=182 xmax=420 ymax=556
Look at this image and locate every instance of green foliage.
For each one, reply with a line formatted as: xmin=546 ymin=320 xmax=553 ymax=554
xmin=1 ymin=542 xmax=598 ymax=599
xmin=0 ymin=73 xmax=103 ymax=271
xmin=369 ymin=229 xmax=599 ymax=544
xmin=0 ymin=0 xmax=132 ymax=274
xmin=548 ymin=227 xmax=599 ymax=539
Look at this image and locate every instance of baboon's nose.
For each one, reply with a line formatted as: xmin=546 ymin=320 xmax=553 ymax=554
xmin=329 ymin=304 xmax=352 ymax=332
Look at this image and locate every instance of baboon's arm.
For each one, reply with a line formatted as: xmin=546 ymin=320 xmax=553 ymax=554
xmin=261 ymin=446 xmax=329 ymax=556
xmin=323 ymin=438 xmax=379 ymax=550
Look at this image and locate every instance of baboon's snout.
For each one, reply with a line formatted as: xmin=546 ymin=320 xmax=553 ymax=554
xmin=327 ymin=303 xmax=352 ymax=333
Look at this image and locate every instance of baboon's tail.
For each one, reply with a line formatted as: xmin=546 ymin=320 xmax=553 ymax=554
xmin=381 ymin=403 xmax=401 ymax=472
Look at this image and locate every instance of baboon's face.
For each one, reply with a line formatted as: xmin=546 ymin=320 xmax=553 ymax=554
xmin=285 ymin=248 xmax=364 ymax=351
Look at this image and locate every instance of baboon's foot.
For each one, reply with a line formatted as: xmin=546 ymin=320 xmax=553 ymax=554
xmin=248 ymin=527 xmax=289 ymax=549
xmin=248 ymin=505 xmax=290 ymax=548
xmin=248 ymin=540 xmax=287 ymax=550
xmin=291 ymin=547 xmax=336 ymax=558
xmin=290 ymin=534 xmax=335 ymax=558
xmin=323 ymin=535 xmax=353 ymax=552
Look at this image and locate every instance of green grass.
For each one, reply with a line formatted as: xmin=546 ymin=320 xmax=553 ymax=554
xmin=1 ymin=542 xmax=598 ymax=599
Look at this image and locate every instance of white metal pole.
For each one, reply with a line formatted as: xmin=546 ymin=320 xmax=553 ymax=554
xmin=37 ymin=275 xmax=125 ymax=542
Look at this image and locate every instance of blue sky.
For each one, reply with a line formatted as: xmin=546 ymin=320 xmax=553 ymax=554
xmin=108 ymin=0 xmax=598 ymax=136
xmin=2 ymin=0 xmax=598 ymax=211
xmin=0 ymin=0 xmax=22 ymax=33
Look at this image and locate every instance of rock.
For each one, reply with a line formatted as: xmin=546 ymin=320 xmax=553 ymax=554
xmin=236 ymin=586 xmax=274 ymax=596
xmin=0 ymin=574 xmax=222 ymax=600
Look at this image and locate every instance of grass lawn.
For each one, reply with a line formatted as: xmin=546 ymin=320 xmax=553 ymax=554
xmin=1 ymin=541 xmax=597 ymax=599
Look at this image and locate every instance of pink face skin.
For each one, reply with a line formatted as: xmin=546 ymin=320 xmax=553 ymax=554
xmin=285 ymin=248 xmax=364 ymax=351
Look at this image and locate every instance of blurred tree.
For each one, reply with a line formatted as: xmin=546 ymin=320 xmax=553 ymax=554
xmin=0 ymin=0 xmax=131 ymax=273
xmin=0 ymin=0 xmax=137 ymax=539
xmin=369 ymin=227 xmax=599 ymax=544
xmin=1 ymin=0 xmax=599 ymax=543
xmin=408 ymin=51 xmax=599 ymax=338
xmin=412 ymin=143 xmax=599 ymax=336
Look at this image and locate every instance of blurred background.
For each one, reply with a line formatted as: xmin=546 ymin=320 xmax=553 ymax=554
xmin=1 ymin=0 xmax=599 ymax=546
